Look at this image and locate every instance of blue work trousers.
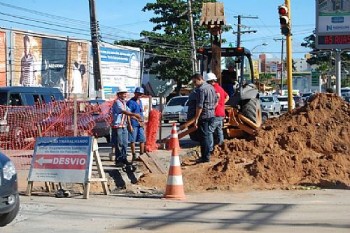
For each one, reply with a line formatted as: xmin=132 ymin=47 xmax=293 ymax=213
xmin=209 ymin=116 xmax=224 ymax=151
xmin=112 ymin=127 xmax=128 ymax=163
xmin=198 ymin=117 xmax=215 ymax=162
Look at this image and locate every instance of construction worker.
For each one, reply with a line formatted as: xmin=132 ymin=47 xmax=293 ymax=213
xmin=205 ymin=73 xmax=229 ymax=148
xmin=111 ymin=86 xmax=142 ymax=167
xmin=191 ymin=73 xmax=218 ymax=163
xmin=221 ymin=64 xmax=237 ymax=97
xmin=127 ymin=87 xmax=145 ymax=161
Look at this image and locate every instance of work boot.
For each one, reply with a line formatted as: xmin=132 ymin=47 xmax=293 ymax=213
xmin=123 ymin=159 xmax=133 ymax=166
xmin=115 ymin=160 xmax=125 ymax=167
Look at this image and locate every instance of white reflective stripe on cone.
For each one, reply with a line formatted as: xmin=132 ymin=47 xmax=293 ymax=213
xmin=167 ymin=175 xmax=183 ymax=185
xmin=170 ymin=156 xmax=181 ymax=166
xmin=170 ymin=133 xmax=178 ymax=138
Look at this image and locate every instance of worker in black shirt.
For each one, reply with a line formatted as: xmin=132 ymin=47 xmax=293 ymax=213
xmin=221 ymin=64 xmax=237 ymax=97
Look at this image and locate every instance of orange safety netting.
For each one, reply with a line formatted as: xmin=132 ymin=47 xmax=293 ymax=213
xmin=0 ymin=100 xmax=113 ymax=169
xmin=145 ymin=109 xmax=160 ymax=152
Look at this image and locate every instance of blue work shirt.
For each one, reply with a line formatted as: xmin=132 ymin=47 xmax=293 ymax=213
xmin=127 ymin=97 xmax=144 ymax=127
xmin=111 ymin=99 xmax=130 ymax=128
xmin=196 ymin=82 xmax=217 ymax=120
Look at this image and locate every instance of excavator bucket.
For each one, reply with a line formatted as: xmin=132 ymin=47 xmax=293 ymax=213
xmin=200 ymin=2 xmax=226 ymax=26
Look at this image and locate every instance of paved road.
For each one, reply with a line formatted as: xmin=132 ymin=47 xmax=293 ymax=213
xmin=4 ymin=190 xmax=350 ymax=233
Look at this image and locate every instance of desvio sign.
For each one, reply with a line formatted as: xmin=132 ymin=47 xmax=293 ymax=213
xmin=28 ymin=137 xmax=92 ymax=183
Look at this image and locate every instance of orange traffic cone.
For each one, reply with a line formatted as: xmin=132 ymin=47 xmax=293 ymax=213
xmin=164 ymin=146 xmax=186 ymax=200
xmin=164 ymin=125 xmax=185 ymax=200
xmin=167 ymin=123 xmax=180 ymax=150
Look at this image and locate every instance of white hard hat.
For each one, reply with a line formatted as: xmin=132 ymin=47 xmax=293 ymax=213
xmin=205 ymin=72 xmax=217 ymax=82
xmin=116 ymin=86 xmax=128 ymax=93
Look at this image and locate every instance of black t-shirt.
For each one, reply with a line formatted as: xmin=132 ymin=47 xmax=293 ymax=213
xmin=221 ymin=70 xmax=237 ymax=84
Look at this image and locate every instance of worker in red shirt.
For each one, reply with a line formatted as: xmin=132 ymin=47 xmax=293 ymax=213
xmin=205 ymin=72 xmax=229 ymax=149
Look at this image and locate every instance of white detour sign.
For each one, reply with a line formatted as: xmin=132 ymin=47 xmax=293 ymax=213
xmin=28 ymin=136 xmax=92 ymax=183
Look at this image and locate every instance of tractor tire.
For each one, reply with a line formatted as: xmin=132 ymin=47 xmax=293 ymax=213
xmin=241 ymin=98 xmax=262 ymax=125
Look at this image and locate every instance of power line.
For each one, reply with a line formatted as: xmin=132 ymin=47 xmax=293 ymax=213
xmin=0 ymin=11 xmax=194 ymax=51
xmin=0 ymin=1 xmax=195 ymax=49
xmin=0 ymin=11 xmax=91 ymax=35
xmin=0 ymin=17 xmax=91 ymax=37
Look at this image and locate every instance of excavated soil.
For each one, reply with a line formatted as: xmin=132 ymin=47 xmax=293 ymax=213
xmin=140 ymin=93 xmax=350 ymax=192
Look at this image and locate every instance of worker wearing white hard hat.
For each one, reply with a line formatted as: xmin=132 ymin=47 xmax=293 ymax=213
xmin=116 ymin=85 xmax=128 ymax=93
xmin=206 ymin=72 xmax=229 ymax=150
xmin=205 ymin=72 xmax=218 ymax=82
xmin=111 ymin=85 xmax=142 ymax=167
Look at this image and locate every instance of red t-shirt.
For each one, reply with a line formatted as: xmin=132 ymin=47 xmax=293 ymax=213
xmin=212 ymin=83 xmax=228 ymax=117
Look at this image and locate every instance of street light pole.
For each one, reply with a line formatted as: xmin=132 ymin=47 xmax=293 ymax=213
xmin=251 ymin=42 xmax=268 ymax=52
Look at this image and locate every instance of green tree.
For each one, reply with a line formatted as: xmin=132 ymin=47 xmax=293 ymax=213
xmin=259 ymin=73 xmax=272 ymax=84
xmin=300 ymin=34 xmax=332 ymax=74
xmin=116 ymin=0 xmax=217 ymax=93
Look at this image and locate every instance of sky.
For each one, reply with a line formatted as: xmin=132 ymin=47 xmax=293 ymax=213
xmin=0 ymin=0 xmax=316 ymax=59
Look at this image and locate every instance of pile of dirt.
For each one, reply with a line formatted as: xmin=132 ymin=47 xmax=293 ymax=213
xmin=140 ymin=93 xmax=350 ymax=192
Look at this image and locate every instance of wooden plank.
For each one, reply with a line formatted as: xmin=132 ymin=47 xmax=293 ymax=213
xmin=92 ymin=138 xmax=109 ymax=195
xmin=26 ymin=181 xmax=33 ymax=196
xmin=147 ymin=153 xmax=167 ymax=174
xmin=83 ymin=182 xmax=90 ymax=199
xmin=139 ymin=154 xmax=162 ymax=174
xmin=89 ymin=178 xmax=108 ymax=182
xmin=84 ymin=138 xmax=109 ymax=198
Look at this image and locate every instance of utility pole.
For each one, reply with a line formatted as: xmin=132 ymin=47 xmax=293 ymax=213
xmin=285 ymin=0 xmax=293 ymax=111
xmin=187 ymin=0 xmax=197 ymax=73
xmin=89 ymin=0 xmax=102 ymax=95
xmin=274 ymin=37 xmax=285 ymax=93
xmin=233 ymin=15 xmax=258 ymax=47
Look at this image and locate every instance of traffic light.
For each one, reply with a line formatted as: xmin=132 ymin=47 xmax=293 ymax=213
xmin=278 ymin=5 xmax=290 ymax=36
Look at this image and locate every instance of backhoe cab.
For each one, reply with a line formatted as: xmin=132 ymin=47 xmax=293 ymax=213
xmin=197 ymin=46 xmax=262 ymax=138
xmin=197 ymin=46 xmax=258 ymax=102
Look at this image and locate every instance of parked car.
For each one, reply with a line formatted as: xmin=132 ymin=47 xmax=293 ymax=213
xmin=293 ymin=96 xmax=304 ymax=108
xmin=89 ymin=100 xmax=111 ymax=143
xmin=178 ymin=99 xmax=190 ymax=123
xmin=341 ymin=87 xmax=350 ymax=99
xmin=0 ymin=152 xmax=19 ymax=226
xmin=301 ymin=92 xmax=313 ymax=103
xmin=0 ymin=86 xmax=64 ymax=106
xmin=277 ymin=96 xmax=295 ymax=111
xmin=162 ymin=96 xmax=188 ymax=123
xmin=0 ymin=87 xmax=64 ymax=149
xmin=259 ymin=96 xmax=281 ymax=115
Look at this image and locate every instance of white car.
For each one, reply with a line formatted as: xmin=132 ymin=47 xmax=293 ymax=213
xmin=341 ymin=87 xmax=350 ymax=99
xmin=260 ymin=96 xmax=281 ymax=115
xmin=277 ymin=96 xmax=295 ymax=111
xmin=178 ymin=103 xmax=189 ymax=123
xmin=162 ymin=96 xmax=188 ymax=123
